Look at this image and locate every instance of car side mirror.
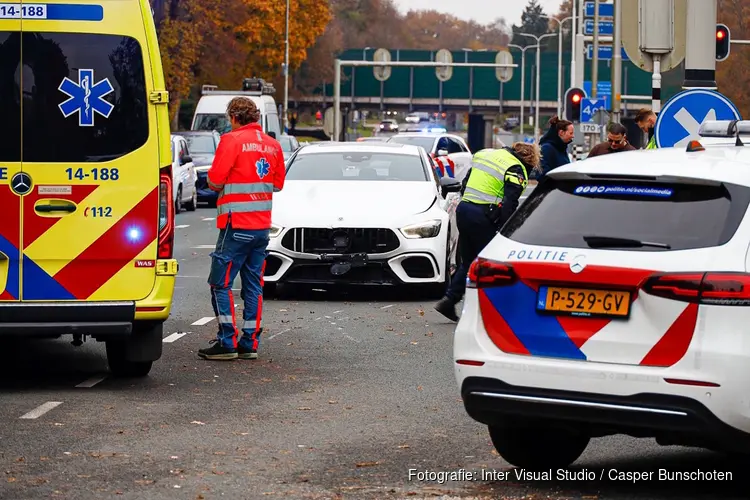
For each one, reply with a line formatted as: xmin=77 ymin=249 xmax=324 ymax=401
xmin=268 ymin=131 xmax=277 ymax=139
xmin=181 ymin=155 xmax=192 ymax=165
xmin=437 ymin=149 xmax=448 ymax=157
xmin=439 ymin=176 xmax=462 ymax=195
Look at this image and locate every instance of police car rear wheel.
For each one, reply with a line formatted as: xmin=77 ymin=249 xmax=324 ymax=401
xmin=488 ymin=422 xmax=589 ymax=469
xmin=185 ymin=188 xmax=197 ymax=211
xmin=174 ymin=186 xmax=182 ymax=214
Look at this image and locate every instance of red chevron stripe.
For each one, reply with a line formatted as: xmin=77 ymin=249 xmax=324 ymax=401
xmin=23 ymin=185 xmax=99 ymax=247
xmin=0 ymin=290 xmax=15 ymax=300
xmin=0 ymin=185 xmax=20 ymax=249
xmin=53 ymin=188 xmax=159 ymax=299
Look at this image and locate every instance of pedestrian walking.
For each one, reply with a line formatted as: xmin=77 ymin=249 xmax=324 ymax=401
xmin=635 ymin=108 xmax=657 ymax=149
xmin=198 ymin=97 xmax=286 ymax=361
xmin=587 ymin=123 xmax=636 ymax=157
xmin=539 ymin=116 xmax=574 ymax=177
xmin=434 ymin=143 xmax=540 ymax=322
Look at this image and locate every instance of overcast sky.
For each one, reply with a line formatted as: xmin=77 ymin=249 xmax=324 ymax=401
xmin=395 ymin=0 xmax=562 ymax=26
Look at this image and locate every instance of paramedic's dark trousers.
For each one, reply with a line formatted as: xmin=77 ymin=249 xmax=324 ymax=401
xmin=208 ymin=225 xmax=268 ymax=350
xmin=445 ymin=201 xmax=497 ymax=303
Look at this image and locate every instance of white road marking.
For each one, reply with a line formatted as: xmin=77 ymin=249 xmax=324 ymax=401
xmin=268 ymin=328 xmax=291 ymax=340
xmin=192 ymin=317 xmax=215 ymax=326
xmin=76 ymin=375 xmax=108 ymax=388
xmin=20 ymin=402 xmax=62 ymax=419
xmin=381 ymin=304 xmax=394 ymax=310
xmin=163 ymin=332 xmax=188 ymax=343
xmin=175 ymin=224 xmax=190 ymax=229
xmin=202 ymin=217 xmax=216 ymax=221
xmin=191 ymin=245 xmax=215 ymax=249
xmin=332 ymin=310 xmax=343 ymax=314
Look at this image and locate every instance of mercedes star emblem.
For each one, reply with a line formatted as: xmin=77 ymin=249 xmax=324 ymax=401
xmin=569 ymin=255 xmax=587 ymax=274
xmin=10 ymin=172 xmax=32 ymax=196
xmin=338 ymin=217 xmax=344 ymax=221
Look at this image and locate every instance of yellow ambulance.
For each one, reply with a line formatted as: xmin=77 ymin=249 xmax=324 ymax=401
xmin=0 ymin=0 xmax=177 ymax=377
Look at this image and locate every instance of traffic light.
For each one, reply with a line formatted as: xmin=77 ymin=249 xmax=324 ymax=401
xmin=716 ymin=24 xmax=730 ymax=61
xmin=564 ymin=87 xmax=585 ymax=122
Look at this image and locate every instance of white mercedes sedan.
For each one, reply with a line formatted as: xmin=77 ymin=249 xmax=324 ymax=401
xmin=265 ymin=142 xmax=462 ymax=293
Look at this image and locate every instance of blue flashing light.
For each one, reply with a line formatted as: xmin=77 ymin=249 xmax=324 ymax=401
xmin=127 ymin=227 xmax=142 ymax=243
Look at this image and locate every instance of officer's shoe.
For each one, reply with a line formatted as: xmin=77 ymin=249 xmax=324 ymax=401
xmin=198 ymin=339 xmax=238 ymax=360
xmin=434 ymin=297 xmax=459 ymax=322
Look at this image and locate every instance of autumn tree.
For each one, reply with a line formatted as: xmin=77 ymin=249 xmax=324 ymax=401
xmin=511 ymin=0 xmax=551 ymax=47
xmin=152 ymin=0 xmax=330 ymax=123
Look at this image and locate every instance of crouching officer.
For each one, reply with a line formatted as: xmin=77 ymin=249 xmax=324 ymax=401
xmin=434 ymin=143 xmax=540 ymax=322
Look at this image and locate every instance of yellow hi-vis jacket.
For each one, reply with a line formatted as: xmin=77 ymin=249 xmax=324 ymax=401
xmin=461 ymin=148 xmax=528 ymax=205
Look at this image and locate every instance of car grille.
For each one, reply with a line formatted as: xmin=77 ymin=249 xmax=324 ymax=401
xmin=281 ymin=228 xmax=400 ymax=254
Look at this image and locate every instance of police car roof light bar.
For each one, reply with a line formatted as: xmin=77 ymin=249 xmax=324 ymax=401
xmin=698 ymin=120 xmax=750 ymax=138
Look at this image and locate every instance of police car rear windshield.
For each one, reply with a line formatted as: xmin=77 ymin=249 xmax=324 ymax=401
xmin=501 ymin=179 xmax=750 ymax=251
xmin=387 ymin=136 xmax=436 ymax=151
xmin=286 ymin=152 xmax=428 ymax=182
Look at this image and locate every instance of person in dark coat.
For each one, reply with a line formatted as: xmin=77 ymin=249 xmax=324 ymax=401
xmin=539 ymin=116 xmax=575 ymax=177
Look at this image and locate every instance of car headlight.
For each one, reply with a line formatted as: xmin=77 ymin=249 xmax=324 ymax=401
xmin=400 ymin=220 xmax=442 ymax=239
xmin=269 ymin=224 xmax=283 ymax=238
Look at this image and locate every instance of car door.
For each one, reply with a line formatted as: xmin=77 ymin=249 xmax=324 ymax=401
xmin=0 ymin=21 xmax=21 ymax=301
xmin=20 ymin=3 xmax=160 ymax=301
xmin=181 ymin=138 xmax=196 ymax=200
xmin=427 ymin=154 xmax=459 ymax=270
xmin=446 ymin=137 xmax=472 ymax=182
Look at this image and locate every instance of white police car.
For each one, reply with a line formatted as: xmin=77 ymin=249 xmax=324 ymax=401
xmin=454 ymin=141 xmax=750 ymax=468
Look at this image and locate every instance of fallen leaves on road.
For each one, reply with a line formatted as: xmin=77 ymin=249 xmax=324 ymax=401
xmin=328 ymin=400 xmax=338 ymax=404
xmin=418 ymin=309 xmax=425 ymax=316
xmin=355 ymin=461 xmax=380 ymax=468
xmin=425 ymin=332 xmax=433 ymax=337
xmin=410 ymin=342 xmax=418 ymax=345
xmin=417 ymin=386 xmax=423 ymax=391
xmin=398 ymin=444 xmax=410 ymax=449
xmin=191 ymin=421 xmax=206 ymax=425
xmin=385 ymin=326 xmax=394 ymax=331
xmin=6 ymin=478 xmax=16 ymax=483
xmin=297 ymin=407 xmax=312 ymax=411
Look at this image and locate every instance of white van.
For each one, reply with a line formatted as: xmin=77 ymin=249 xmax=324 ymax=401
xmin=191 ymin=78 xmax=282 ymax=138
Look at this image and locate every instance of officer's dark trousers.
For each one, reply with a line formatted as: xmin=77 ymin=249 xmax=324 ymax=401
xmin=445 ymin=201 xmax=498 ymax=303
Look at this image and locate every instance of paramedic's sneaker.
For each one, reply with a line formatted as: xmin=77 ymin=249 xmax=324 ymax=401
xmin=198 ymin=340 xmax=237 ymax=360
xmin=238 ymin=347 xmax=258 ymax=360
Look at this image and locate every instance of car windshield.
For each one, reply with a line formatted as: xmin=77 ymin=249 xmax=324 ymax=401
xmin=192 ymin=114 xmax=231 ymax=134
xmin=388 ymin=136 xmax=435 ymax=151
xmin=501 ymin=178 xmax=750 ymax=251
xmin=286 ymin=152 xmax=427 ymax=182
xmin=278 ymin=136 xmax=295 ymax=152
xmin=184 ymin=135 xmax=216 ymax=154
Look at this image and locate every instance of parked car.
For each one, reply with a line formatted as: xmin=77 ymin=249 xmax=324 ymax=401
xmin=387 ymin=132 xmax=472 ymax=181
xmin=179 ymin=130 xmax=222 ymax=206
xmin=264 ymin=142 xmax=462 ymax=294
xmin=170 ymin=134 xmax=197 ymax=213
xmin=378 ymin=119 xmax=399 ymax=133
xmin=278 ymin=134 xmax=301 ymax=163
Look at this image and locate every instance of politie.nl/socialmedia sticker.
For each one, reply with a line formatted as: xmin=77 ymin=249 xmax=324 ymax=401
xmin=574 ymin=185 xmax=673 ymax=198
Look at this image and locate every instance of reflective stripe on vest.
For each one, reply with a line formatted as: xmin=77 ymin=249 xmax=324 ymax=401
xmin=461 ymin=149 xmax=527 ymax=205
xmin=646 ymin=136 xmax=657 ymax=149
xmin=217 ymin=199 xmax=273 ymax=215
xmin=222 ymin=182 xmax=274 ymax=195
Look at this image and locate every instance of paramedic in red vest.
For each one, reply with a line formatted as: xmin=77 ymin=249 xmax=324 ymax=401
xmin=199 ymin=97 xmax=285 ymax=361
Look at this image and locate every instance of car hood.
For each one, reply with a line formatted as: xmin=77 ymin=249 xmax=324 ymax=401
xmin=273 ymin=181 xmax=438 ymax=226
xmin=192 ymin=154 xmax=215 ymax=168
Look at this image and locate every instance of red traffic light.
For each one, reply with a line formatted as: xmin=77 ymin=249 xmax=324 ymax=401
xmin=717 ymin=30 xmax=726 ymax=40
xmin=572 ymin=94 xmax=582 ymax=103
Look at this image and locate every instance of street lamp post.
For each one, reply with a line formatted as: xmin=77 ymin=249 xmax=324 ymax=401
xmin=520 ymin=33 xmax=557 ymax=143
xmin=283 ymin=0 xmax=290 ymax=133
xmin=508 ymin=43 xmax=539 ymax=137
xmin=541 ymin=15 xmax=573 ymax=117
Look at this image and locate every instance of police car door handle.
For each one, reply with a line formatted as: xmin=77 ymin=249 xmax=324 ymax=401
xmin=34 ymin=201 xmax=77 ymax=214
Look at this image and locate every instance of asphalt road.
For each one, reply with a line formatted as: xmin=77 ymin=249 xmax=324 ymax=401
xmin=1 ymin=207 xmax=749 ymax=499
